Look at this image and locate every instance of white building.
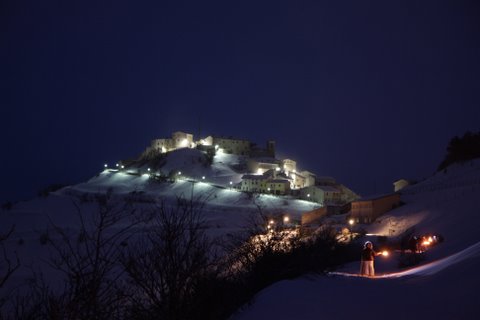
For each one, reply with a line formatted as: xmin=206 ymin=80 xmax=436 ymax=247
xmin=212 ymin=136 xmax=251 ymax=155
xmin=151 ymin=131 xmax=195 ymax=153
xmin=282 ymin=159 xmax=297 ymax=172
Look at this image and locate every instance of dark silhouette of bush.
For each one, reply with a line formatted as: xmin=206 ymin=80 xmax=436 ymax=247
xmin=438 ymin=131 xmax=480 ymax=171
xmin=37 ymin=183 xmax=67 ymax=197
xmin=1 ymin=201 xmax=13 ymax=211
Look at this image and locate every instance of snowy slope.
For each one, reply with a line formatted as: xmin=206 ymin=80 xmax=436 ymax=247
xmin=0 ymin=148 xmax=321 ymax=295
xmin=366 ymin=159 xmax=480 ymax=258
xmin=232 ymin=253 xmax=480 ymax=320
xmin=233 ymin=159 xmax=480 ymax=320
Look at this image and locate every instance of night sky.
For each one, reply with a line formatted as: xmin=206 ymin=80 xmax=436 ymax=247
xmin=1 ymin=0 xmax=480 ymax=203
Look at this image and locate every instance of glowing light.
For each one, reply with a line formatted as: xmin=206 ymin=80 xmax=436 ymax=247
xmin=269 ymin=220 xmax=274 ymax=225
xmin=161 ymin=147 xmax=166 ymax=153
xmin=202 ymin=176 xmax=205 ymax=180
xmin=428 ymin=236 xmax=433 ymax=242
xmin=121 ymin=165 xmax=125 ymax=169
xmin=104 ymin=164 xmax=108 ymax=168
xmin=422 ymin=240 xmax=431 ymax=246
xmin=267 ymin=187 xmax=271 ymax=191
xmin=147 ymin=168 xmax=151 ymax=172
xmin=382 ymin=251 xmax=389 ymax=257
xmin=276 ymin=167 xmax=281 ymax=171
xmin=307 ymin=193 xmax=310 ymax=197
xmin=182 ymin=138 xmax=189 ymax=147
xmin=116 ymin=163 xmax=119 ymax=167
xmin=348 ymin=219 xmax=355 ymax=226
xmin=215 ymin=144 xmax=219 ymax=150
xmin=142 ymin=173 xmax=149 ymax=178
xmin=229 ymin=181 xmax=233 ymax=185
xmin=283 ymin=216 xmax=289 ymax=223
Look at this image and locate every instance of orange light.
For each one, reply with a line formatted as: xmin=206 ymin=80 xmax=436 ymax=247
xmin=422 ymin=240 xmax=431 ymax=246
xmin=382 ymin=251 xmax=389 ymax=257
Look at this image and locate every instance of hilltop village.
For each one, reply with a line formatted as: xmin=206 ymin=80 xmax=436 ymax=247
xmin=133 ymin=131 xmax=359 ymax=208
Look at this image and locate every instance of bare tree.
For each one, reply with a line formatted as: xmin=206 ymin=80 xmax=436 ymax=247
xmin=0 ymin=226 xmax=19 ymax=289
xmin=41 ymin=191 xmax=148 ymax=319
xmin=121 ymin=197 xmax=217 ymax=320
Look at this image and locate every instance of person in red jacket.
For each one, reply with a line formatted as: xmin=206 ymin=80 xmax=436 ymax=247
xmin=360 ymin=241 xmax=382 ymax=277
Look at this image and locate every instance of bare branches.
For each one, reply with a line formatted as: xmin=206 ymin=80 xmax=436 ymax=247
xmin=43 ymin=192 xmax=148 ymax=319
xmin=0 ymin=225 xmax=20 ymax=289
xmin=121 ymin=198 xmax=216 ymax=319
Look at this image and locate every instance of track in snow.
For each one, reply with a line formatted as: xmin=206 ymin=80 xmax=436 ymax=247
xmin=329 ymin=240 xmax=480 ymax=279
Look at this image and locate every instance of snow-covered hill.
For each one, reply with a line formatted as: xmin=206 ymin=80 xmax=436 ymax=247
xmin=64 ymin=148 xmax=320 ymax=229
xmin=0 ymin=148 xmax=320 ymax=295
xmin=3 ymin=150 xmax=480 ymax=319
xmin=232 ymin=159 xmax=480 ymax=320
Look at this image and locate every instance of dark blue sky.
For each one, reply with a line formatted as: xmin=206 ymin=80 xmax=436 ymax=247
xmin=1 ymin=0 xmax=480 ymax=202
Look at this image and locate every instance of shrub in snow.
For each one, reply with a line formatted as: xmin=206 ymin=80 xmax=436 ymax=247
xmin=38 ymin=231 xmax=50 ymax=246
xmin=1 ymin=201 xmax=13 ymax=211
xmin=37 ymin=184 xmax=67 ymax=198
xmin=398 ymin=252 xmax=425 ymax=268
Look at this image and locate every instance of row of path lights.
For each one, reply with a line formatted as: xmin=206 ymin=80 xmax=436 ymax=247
xmin=103 ymin=163 xmax=124 ymax=170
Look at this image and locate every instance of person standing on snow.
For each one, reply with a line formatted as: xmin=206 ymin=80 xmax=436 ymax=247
xmin=360 ymin=241 xmax=382 ymax=277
